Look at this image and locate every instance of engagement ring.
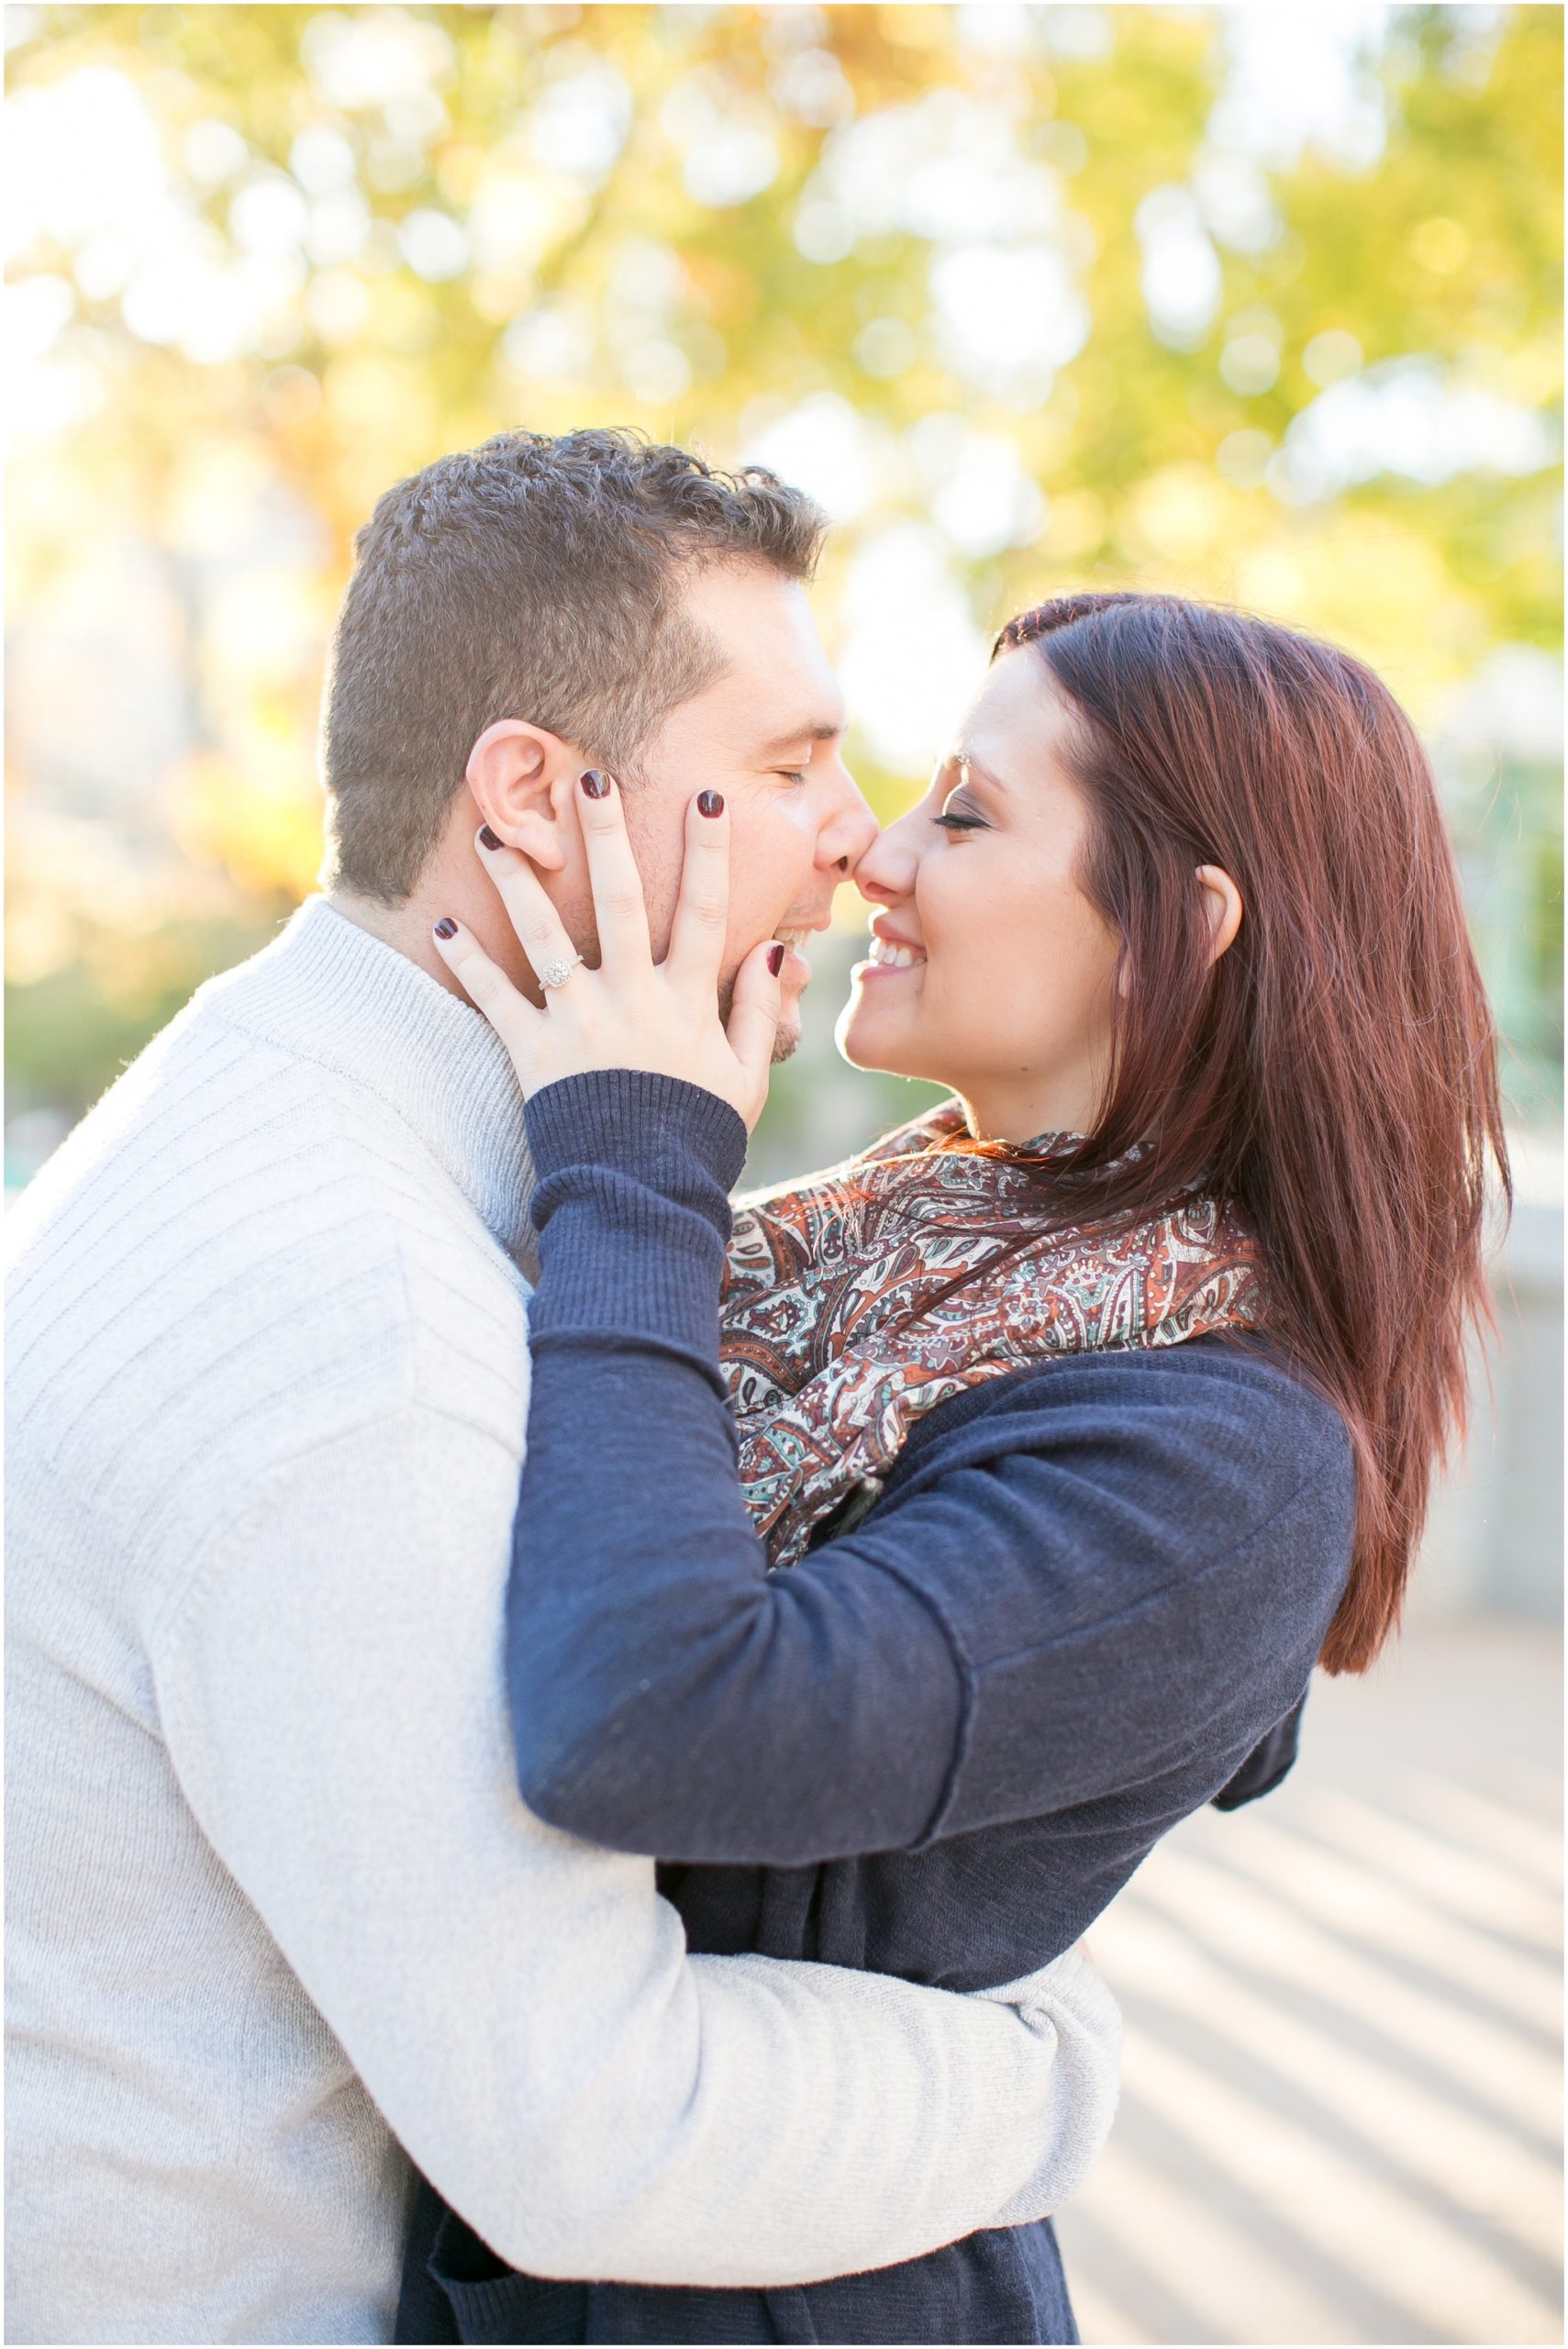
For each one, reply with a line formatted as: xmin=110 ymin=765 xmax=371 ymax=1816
xmin=538 ymin=953 xmax=584 ymax=991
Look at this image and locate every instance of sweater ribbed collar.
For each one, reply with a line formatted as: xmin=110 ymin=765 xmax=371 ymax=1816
xmin=209 ymin=896 xmax=536 ymax=1266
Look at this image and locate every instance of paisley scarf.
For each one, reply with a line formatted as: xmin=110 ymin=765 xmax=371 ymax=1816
xmin=720 ymin=1098 xmax=1267 ymax=1570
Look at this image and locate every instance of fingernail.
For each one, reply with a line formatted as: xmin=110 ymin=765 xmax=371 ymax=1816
xmin=580 ymin=769 xmax=612 ymax=799
xmin=477 ymin=824 xmax=503 ymax=852
xmin=767 ymin=942 xmax=784 ymax=977
xmin=697 ymin=790 xmax=725 ymax=818
xmin=434 ymin=918 xmax=458 ymax=940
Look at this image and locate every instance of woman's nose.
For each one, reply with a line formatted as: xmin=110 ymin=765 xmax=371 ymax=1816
xmin=851 ymin=808 xmax=923 ymax=904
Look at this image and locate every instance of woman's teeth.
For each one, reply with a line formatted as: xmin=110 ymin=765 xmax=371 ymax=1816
xmin=868 ymin=938 xmax=925 ymax=969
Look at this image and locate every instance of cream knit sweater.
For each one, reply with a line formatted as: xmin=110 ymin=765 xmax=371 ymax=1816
xmin=5 ymin=898 xmax=1119 ymax=2346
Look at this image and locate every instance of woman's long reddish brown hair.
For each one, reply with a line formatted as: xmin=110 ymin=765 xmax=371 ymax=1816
xmin=992 ymin=592 xmax=1509 ymax=1675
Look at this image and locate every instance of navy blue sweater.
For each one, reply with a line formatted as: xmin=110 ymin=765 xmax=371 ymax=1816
xmin=397 ymin=1074 xmax=1354 ymax=2346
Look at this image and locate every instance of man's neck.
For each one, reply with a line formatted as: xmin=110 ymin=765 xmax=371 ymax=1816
xmin=328 ymin=887 xmax=472 ymax=1002
xmin=268 ymin=896 xmax=539 ymax=1265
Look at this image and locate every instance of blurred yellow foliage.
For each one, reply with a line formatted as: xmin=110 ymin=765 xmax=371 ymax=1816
xmin=3 ymin=1 xmax=1561 ymax=1148
xmin=168 ymin=745 xmax=327 ymax=904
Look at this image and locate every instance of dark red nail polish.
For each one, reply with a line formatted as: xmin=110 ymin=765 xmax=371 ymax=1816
xmin=434 ymin=918 xmax=457 ymax=940
xmin=697 ymin=790 xmax=725 ymax=818
xmin=478 ymin=824 xmax=503 ymax=852
xmin=767 ymin=942 xmax=784 ymax=977
xmin=580 ymin=769 xmax=611 ymax=799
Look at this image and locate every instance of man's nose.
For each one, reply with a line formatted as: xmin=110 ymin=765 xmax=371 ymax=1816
xmin=817 ymin=758 xmax=880 ymax=875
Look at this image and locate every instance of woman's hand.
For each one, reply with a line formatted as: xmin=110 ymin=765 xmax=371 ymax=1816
xmin=431 ymin=770 xmax=784 ymax=1132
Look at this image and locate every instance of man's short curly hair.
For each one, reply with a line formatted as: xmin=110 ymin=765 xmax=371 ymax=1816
xmin=321 ymin=429 xmax=827 ymax=904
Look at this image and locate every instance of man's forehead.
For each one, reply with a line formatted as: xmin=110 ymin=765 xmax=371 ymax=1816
xmin=699 ymin=629 xmax=845 ymax=737
xmin=674 ymin=669 xmax=843 ymax=759
xmin=680 ymin=570 xmax=845 ymax=745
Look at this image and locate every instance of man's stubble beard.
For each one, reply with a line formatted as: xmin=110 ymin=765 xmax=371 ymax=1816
xmin=717 ymin=971 xmax=800 ymax=1066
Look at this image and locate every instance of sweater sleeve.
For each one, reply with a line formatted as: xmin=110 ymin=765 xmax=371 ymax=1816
xmin=155 ymin=1396 xmax=1122 ymax=2286
xmin=510 ymin=1072 xmax=1354 ymax=1867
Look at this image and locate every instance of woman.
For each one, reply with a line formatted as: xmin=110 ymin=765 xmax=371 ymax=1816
xmin=403 ymin=593 xmax=1507 ymax=2343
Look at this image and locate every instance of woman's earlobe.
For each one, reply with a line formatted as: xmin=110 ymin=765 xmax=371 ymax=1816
xmin=1196 ymin=863 xmax=1243 ymax=963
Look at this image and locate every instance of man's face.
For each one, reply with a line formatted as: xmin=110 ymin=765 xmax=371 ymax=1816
xmin=616 ymin=563 xmax=875 ymax=1061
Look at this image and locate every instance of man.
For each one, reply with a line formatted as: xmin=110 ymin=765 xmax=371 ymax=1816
xmin=6 ymin=432 xmax=1118 ymax=2345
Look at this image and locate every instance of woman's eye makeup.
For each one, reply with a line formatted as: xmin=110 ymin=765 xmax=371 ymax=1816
xmin=932 ymin=793 xmax=989 ymax=833
xmin=928 ymin=755 xmax=992 ymax=832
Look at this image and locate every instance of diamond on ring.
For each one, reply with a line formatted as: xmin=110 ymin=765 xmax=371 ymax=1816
xmin=539 ymin=953 xmax=584 ymax=991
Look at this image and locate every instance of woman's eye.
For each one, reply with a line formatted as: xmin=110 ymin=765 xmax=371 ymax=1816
xmin=932 ymin=806 xmax=987 ymax=833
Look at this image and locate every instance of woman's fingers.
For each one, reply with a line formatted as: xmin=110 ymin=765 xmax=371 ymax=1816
xmin=430 ymin=917 xmax=537 ymax=1053
xmin=575 ymin=769 xmax=651 ymax=967
xmin=474 ymin=829 xmax=579 ymax=993
xmin=724 ymin=934 xmax=785 ymax=1101
xmin=665 ymin=789 xmax=731 ymax=984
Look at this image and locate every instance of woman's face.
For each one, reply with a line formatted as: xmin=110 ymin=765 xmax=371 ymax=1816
xmin=838 ymin=651 xmax=1124 ymax=1142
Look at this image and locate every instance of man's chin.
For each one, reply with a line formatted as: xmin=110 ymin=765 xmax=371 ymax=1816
xmin=718 ymin=972 xmax=801 ymax=1064
xmin=771 ymin=1011 xmax=802 ymax=1065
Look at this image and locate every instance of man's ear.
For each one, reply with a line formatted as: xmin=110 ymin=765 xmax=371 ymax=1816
xmin=465 ymin=721 xmax=582 ymax=873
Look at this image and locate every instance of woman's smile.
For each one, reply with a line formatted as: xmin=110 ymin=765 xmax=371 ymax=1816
xmin=853 ymin=921 xmax=929 ymax=979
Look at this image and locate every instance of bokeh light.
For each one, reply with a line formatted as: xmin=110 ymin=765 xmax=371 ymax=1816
xmin=3 ymin=2 xmax=1561 ymax=1191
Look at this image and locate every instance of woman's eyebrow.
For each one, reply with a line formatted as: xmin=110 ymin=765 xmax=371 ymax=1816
xmin=952 ymin=753 xmax=1008 ymax=796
